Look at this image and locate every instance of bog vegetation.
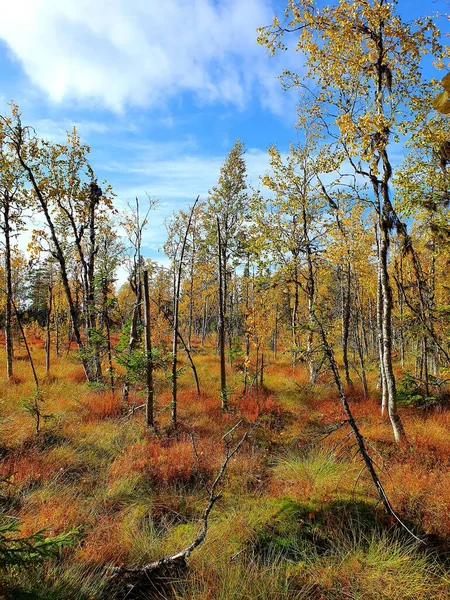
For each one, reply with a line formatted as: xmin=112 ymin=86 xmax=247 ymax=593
xmin=0 ymin=1 xmax=450 ymax=598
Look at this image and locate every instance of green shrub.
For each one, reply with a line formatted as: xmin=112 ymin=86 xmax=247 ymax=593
xmin=0 ymin=513 xmax=78 ymax=567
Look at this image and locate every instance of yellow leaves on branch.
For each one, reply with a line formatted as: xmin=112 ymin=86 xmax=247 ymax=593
xmin=432 ymin=73 xmax=450 ymax=115
xmin=258 ymin=0 xmax=447 ymax=151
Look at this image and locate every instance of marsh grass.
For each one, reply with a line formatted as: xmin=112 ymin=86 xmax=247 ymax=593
xmin=0 ymin=343 xmax=449 ymax=599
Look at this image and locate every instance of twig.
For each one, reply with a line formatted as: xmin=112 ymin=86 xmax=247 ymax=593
xmin=110 ymin=422 xmax=258 ymax=581
xmin=222 ymin=419 xmax=243 ymax=440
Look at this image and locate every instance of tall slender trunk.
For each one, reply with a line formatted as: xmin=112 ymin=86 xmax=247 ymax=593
xmin=260 ymin=353 xmax=264 ymax=388
xmin=243 ymin=256 xmax=250 ymax=394
xmin=273 ymin=302 xmax=278 ymax=361
xmin=11 ymin=297 xmax=39 ymax=389
xmin=143 ymin=270 xmax=154 ymax=427
xmin=85 ymin=182 xmax=102 ymax=380
xmin=302 ymin=206 xmax=315 ymax=384
xmin=171 ymin=266 xmax=179 ymax=426
xmin=379 ymin=213 xmax=406 ymax=444
xmin=372 ymin=27 xmax=406 ymax=444
xmin=397 ymin=259 xmax=405 ymax=369
xmin=54 ymin=300 xmax=60 ymax=358
xmin=201 ymin=298 xmax=208 ymax=347
xmin=228 ymin=278 xmax=234 ymax=362
xmin=354 ymin=282 xmax=368 ymax=399
xmin=376 ymin=230 xmax=388 ymax=415
xmin=45 ymin=283 xmax=53 ymax=375
xmin=355 ymin=309 xmax=369 ymax=399
xmin=422 ymin=336 xmax=430 ymax=398
xmin=123 ymin=296 xmax=140 ymax=405
xmin=292 ymin=260 xmax=299 ymax=369
xmin=217 ymin=218 xmax=227 ymax=409
xmin=3 ymin=200 xmax=13 ymax=379
xmin=172 ymin=197 xmax=199 ymax=425
xmin=187 ymin=251 xmax=195 ymax=351
xmin=102 ymin=283 xmax=114 ymax=394
xmin=341 ymin=263 xmax=353 ymax=387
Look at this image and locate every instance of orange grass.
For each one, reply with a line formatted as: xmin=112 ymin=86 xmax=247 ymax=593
xmin=109 ymin=434 xmax=219 ymax=486
xmin=19 ymin=493 xmax=90 ymax=536
xmin=235 ymin=390 xmax=283 ymax=422
xmin=0 ymin=334 xmax=449 ymax=584
xmin=78 ymin=513 xmax=132 ymax=564
xmin=1 ymin=452 xmax=60 ymax=487
xmin=68 ymin=367 xmax=88 ymax=383
xmin=81 ymin=391 xmax=123 ymax=421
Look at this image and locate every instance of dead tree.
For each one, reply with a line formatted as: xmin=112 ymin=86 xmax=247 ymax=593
xmin=143 ymin=269 xmax=154 ymax=427
xmin=217 ymin=218 xmax=227 ymax=409
xmin=45 ymin=281 xmax=53 ymax=376
xmin=171 ymin=197 xmax=199 ymax=427
xmin=151 ymin=295 xmax=200 ymax=396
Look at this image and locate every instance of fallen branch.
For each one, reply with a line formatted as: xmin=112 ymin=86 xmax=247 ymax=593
xmin=108 ymin=421 xmax=258 ymax=594
xmin=310 ymin=305 xmax=424 ymax=544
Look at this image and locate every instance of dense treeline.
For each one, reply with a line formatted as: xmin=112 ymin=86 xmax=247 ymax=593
xmin=1 ymin=107 xmax=449 ymax=442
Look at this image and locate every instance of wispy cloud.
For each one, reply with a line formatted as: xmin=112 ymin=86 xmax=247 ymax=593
xmin=108 ymin=141 xmax=274 ymax=254
xmin=0 ymin=0 xmax=293 ymax=114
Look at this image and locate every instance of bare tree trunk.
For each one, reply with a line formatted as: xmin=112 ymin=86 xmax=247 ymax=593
xmin=376 ymin=238 xmax=388 ymax=415
xmin=379 ymin=214 xmax=406 ymax=444
xmin=217 ymin=218 xmax=227 ymax=410
xmin=45 ymin=283 xmax=53 ymax=375
xmin=87 ymin=182 xmax=102 ymax=380
xmin=273 ymin=302 xmax=278 ymax=361
xmin=422 ymin=336 xmax=430 ymax=398
xmin=260 ymin=353 xmax=264 ymax=388
xmin=243 ymin=257 xmax=250 ymax=394
xmin=143 ymin=270 xmax=154 ymax=427
xmin=341 ymin=263 xmax=353 ymax=387
xmin=302 ymin=206 xmax=316 ymax=384
xmin=397 ymin=259 xmax=405 ymax=369
xmin=102 ymin=284 xmax=115 ymax=394
xmin=292 ymin=261 xmax=299 ymax=369
xmin=172 ymin=198 xmax=199 ymax=426
xmin=11 ymin=297 xmax=39 ymax=389
xmin=122 ymin=298 xmax=140 ymax=405
xmin=3 ymin=201 xmax=13 ymax=380
xmin=201 ymin=298 xmax=208 ymax=347
xmin=355 ymin=310 xmax=369 ymax=399
xmin=187 ymin=252 xmax=195 ymax=351
xmin=354 ymin=283 xmax=368 ymax=399
xmin=54 ymin=302 xmax=60 ymax=358
xmin=228 ymin=277 xmax=235 ymax=363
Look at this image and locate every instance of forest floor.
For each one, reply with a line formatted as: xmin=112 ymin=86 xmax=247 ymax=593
xmin=0 ymin=336 xmax=449 ymax=599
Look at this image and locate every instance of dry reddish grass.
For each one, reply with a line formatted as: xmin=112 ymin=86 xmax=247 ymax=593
xmin=386 ymin=460 xmax=450 ymax=538
xmin=78 ymin=513 xmax=132 ymax=564
xmin=19 ymin=493 xmax=90 ymax=537
xmin=1 ymin=452 xmax=59 ymax=487
xmin=0 ymin=335 xmax=449 ymax=579
xmin=108 ymin=433 xmax=219 ymax=487
xmin=68 ymin=367 xmax=88 ymax=383
xmin=81 ymin=391 xmax=123 ymax=421
xmin=236 ymin=390 xmax=283 ymax=421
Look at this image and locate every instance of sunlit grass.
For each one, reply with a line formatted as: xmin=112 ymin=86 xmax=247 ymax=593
xmin=0 ymin=339 xmax=449 ymax=598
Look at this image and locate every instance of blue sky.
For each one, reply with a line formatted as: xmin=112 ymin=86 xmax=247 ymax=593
xmin=0 ymin=0 xmax=448 ymax=264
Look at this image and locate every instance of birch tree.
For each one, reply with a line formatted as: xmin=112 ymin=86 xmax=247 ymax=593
xmin=258 ymin=0 xmax=446 ymax=442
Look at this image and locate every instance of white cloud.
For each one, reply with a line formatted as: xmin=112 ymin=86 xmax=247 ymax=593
xmin=108 ymin=141 xmax=275 ymax=254
xmin=33 ymin=118 xmax=110 ymax=142
xmin=111 ymin=143 xmax=272 ymax=201
xmin=0 ymin=0 xmax=292 ymax=113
